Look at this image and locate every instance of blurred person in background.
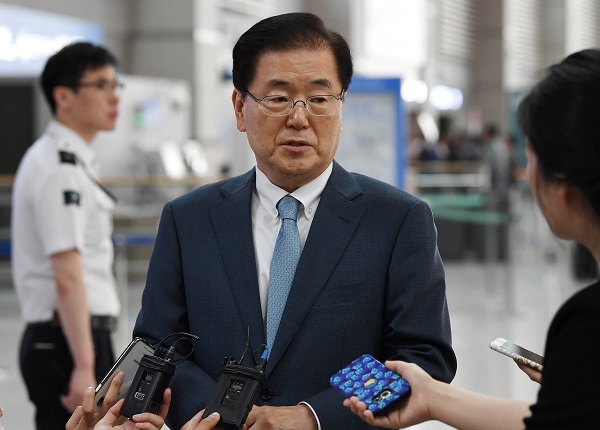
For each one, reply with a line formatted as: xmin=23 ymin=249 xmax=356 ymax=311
xmin=345 ymin=48 xmax=600 ymax=430
xmin=11 ymin=42 xmax=121 ymax=430
xmin=481 ymin=124 xmax=514 ymax=261
xmin=482 ymin=123 xmax=513 ymax=193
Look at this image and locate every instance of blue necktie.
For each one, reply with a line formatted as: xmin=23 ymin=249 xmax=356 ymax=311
xmin=266 ymin=195 xmax=301 ymax=351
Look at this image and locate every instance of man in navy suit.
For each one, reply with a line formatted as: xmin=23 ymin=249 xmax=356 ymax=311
xmin=134 ymin=12 xmax=456 ymax=430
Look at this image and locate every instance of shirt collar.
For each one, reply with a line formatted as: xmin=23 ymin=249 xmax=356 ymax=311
xmin=255 ymin=163 xmax=333 ymax=221
xmin=46 ymin=119 xmax=97 ymax=169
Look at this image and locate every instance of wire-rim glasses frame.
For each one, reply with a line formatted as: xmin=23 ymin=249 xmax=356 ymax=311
xmin=76 ymin=79 xmax=125 ymax=93
xmin=245 ymin=90 xmax=345 ymax=117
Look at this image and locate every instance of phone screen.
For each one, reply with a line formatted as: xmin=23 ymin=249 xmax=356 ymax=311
xmin=501 ymin=340 xmax=544 ymax=365
xmin=94 ymin=338 xmax=155 ymax=411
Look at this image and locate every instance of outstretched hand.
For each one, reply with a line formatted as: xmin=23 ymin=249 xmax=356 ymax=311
xmin=66 ymin=370 xmax=171 ymax=430
xmin=87 ymin=398 xmax=169 ymax=430
xmin=343 ymin=360 xmax=436 ymax=429
xmin=181 ymin=410 xmax=222 ymax=430
xmin=66 ymin=370 xmax=126 ymax=430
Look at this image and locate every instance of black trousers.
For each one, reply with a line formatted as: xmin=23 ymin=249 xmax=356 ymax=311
xmin=19 ymin=324 xmax=115 ymax=430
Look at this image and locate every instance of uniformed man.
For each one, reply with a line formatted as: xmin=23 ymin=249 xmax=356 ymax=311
xmin=11 ymin=42 xmax=121 ymax=430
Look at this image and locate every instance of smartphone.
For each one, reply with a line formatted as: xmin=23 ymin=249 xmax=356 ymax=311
xmin=330 ymin=354 xmax=410 ymax=415
xmin=94 ymin=337 xmax=155 ymax=411
xmin=489 ymin=337 xmax=544 ymax=372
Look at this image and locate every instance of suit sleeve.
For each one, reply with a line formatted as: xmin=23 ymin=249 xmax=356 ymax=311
xmin=132 ymin=202 xmax=217 ymax=430
xmin=382 ymin=199 xmax=456 ymax=381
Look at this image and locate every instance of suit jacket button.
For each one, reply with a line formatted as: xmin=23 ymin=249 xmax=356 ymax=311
xmin=260 ymin=388 xmax=272 ymax=401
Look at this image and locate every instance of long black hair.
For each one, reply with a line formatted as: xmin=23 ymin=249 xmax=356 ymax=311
xmin=518 ymin=49 xmax=600 ymax=217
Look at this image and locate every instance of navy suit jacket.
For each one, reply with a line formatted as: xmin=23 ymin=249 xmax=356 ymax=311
xmin=134 ymin=162 xmax=456 ymax=429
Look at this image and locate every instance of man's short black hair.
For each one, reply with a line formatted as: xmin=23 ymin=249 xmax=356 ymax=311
xmin=232 ymin=12 xmax=353 ymax=96
xmin=41 ymin=41 xmax=118 ymax=114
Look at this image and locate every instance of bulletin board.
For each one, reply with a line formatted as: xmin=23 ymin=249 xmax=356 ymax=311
xmin=335 ymin=77 xmax=405 ymax=188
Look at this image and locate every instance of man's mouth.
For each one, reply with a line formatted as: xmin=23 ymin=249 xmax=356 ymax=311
xmin=284 ymin=140 xmax=309 ymax=147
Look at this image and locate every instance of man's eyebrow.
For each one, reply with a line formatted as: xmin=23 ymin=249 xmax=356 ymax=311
xmin=264 ymin=78 xmax=334 ymax=90
xmin=265 ymin=79 xmax=291 ymax=89
xmin=309 ymin=79 xmax=333 ymax=89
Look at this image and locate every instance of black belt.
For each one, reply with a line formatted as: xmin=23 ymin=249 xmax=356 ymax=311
xmin=91 ymin=315 xmax=117 ymax=331
xmin=27 ymin=315 xmax=117 ymax=332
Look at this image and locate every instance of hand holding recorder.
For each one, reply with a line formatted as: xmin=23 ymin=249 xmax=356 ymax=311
xmin=67 ymin=370 xmax=170 ymax=430
xmin=94 ymin=338 xmax=155 ymax=413
xmin=70 ymin=362 xmax=220 ymax=430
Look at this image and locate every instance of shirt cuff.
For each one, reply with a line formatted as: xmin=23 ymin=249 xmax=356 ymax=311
xmin=298 ymin=401 xmax=322 ymax=430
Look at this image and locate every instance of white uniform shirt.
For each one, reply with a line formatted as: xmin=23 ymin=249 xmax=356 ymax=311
xmin=11 ymin=120 xmax=120 ymax=322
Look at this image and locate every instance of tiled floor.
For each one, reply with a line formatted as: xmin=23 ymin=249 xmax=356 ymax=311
xmin=0 ymin=190 xmax=592 ymax=430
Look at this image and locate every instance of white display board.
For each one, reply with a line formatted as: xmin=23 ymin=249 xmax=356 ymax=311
xmin=336 ymin=77 xmax=405 ymax=188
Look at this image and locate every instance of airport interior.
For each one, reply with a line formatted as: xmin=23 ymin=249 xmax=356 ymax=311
xmin=1 ymin=0 xmax=600 ymax=429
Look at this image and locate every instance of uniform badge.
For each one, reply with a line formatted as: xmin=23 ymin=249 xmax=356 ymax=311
xmin=64 ymin=190 xmax=81 ymax=205
xmin=59 ymin=151 xmax=77 ymax=164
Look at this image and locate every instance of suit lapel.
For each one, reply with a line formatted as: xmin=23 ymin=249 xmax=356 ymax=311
xmin=209 ymin=169 xmax=266 ymax=357
xmin=266 ymin=163 xmax=365 ymax=373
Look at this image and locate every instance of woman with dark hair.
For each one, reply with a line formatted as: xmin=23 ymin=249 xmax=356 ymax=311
xmin=345 ymin=48 xmax=600 ymax=429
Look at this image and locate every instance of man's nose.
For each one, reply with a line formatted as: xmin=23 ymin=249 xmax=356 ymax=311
xmin=287 ymin=101 xmax=310 ymax=127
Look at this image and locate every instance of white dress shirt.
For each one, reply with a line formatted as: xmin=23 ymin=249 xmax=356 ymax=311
xmin=251 ymin=163 xmax=333 ymax=430
xmin=252 ymin=163 xmax=332 ymax=321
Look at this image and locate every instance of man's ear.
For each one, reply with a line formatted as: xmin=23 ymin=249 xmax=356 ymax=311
xmin=53 ymin=86 xmax=73 ymax=111
xmin=232 ymin=89 xmax=246 ymax=132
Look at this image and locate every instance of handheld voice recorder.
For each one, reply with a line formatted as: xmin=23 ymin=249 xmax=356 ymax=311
xmin=94 ymin=337 xmax=155 ymax=412
xmin=201 ymin=347 xmax=269 ymax=430
xmin=119 ymin=332 xmax=199 ymax=418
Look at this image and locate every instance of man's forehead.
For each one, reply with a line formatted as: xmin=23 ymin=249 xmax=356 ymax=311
xmin=81 ymin=65 xmax=115 ymax=78
xmin=255 ymin=47 xmax=334 ymax=65
xmin=252 ymin=48 xmax=340 ymax=89
xmin=263 ymin=78 xmax=334 ymax=90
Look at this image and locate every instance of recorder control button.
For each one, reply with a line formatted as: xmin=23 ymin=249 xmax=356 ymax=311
xmin=260 ymin=388 xmax=272 ymax=401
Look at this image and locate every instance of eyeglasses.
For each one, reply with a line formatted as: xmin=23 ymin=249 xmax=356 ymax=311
xmin=246 ymin=90 xmax=344 ymax=116
xmin=77 ymin=79 xmax=124 ymax=93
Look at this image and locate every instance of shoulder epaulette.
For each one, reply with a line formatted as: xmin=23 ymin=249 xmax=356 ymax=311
xmin=59 ymin=150 xmax=77 ymax=165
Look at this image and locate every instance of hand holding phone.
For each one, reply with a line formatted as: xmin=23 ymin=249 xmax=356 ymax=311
xmin=94 ymin=337 xmax=155 ymax=412
xmin=330 ymin=354 xmax=410 ymax=415
xmin=489 ymin=337 xmax=544 ymax=372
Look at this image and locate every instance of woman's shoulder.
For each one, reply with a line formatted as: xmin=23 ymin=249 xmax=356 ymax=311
xmin=547 ymin=279 xmax=600 ymax=337
xmin=557 ymin=279 xmax=600 ymax=313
